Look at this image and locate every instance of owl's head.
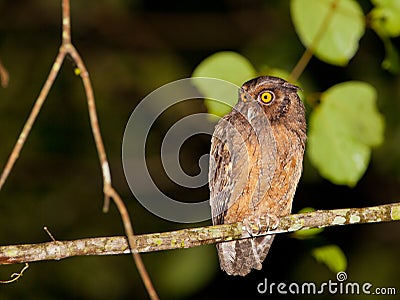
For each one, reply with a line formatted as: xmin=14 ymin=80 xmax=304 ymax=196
xmin=239 ymin=76 xmax=304 ymax=124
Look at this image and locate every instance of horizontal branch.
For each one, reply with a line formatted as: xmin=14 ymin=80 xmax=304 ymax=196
xmin=1 ymin=202 xmax=399 ymax=265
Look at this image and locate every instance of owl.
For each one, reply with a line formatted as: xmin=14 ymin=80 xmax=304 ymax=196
xmin=209 ymin=76 xmax=306 ymax=276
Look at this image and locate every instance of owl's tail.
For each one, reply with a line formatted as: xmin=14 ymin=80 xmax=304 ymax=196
xmin=216 ymin=235 xmax=275 ymax=276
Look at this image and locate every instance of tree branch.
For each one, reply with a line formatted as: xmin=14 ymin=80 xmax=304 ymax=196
xmin=1 ymin=202 xmax=399 ymax=265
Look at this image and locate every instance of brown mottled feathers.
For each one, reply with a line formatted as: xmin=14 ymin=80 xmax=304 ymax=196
xmin=209 ymin=76 xmax=306 ymax=276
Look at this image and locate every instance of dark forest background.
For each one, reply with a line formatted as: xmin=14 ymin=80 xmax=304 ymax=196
xmin=0 ymin=0 xmax=400 ymax=299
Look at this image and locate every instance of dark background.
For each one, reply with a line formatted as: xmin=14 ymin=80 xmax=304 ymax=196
xmin=0 ymin=0 xmax=399 ymax=299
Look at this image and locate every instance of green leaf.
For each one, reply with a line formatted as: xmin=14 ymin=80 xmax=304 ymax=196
xmin=290 ymin=0 xmax=365 ymax=66
xmin=259 ymin=66 xmax=291 ymax=81
xmin=312 ymin=245 xmax=347 ymax=273
xmin=192 ymin=51 xmax=257 ymax=118
xmin=370 ymin=0 xmax=400 ymax=37
xmin=381 ymin=36 xmax=400 ymax=73
xmin=370 ymin=0 xmax=400 ymax=73
xmin=292 ymin=207 xmax=324 ymax=239
xmin=308 ymin=82 xmax=385 ymax=186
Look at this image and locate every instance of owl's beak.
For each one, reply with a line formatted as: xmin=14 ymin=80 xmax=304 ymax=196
xmin=239 ymin=88 xmax=250 ymax=102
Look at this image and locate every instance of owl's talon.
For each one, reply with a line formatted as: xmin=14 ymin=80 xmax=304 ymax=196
xmin=243 ymin=214 xmax=279 ymax=237
xmin=243 ymin=217 xmax=261 ymax=237
xmin=266 ymin=213 xmax=280 ymax=230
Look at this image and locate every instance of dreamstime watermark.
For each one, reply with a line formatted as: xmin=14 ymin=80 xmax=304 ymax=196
xmin=122 ymin=77 xmax=276 ymax=223
xmin=257 ymin=271 xmax=397 ymax=295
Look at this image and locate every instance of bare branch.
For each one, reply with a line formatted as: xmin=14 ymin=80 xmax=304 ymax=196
xmin=106 ymin=187 xmax=159 ymax=300
xmin=0 ymin=263 xmax=29 ymax=283
xmin=0 ymin=0 xmax=158 ymax=298
xmin=0 ymin=59 xmax=9 ymax=88
xmin=0 ymin=50 xmax=65 ymax=190
xmin=1 ymin=202 xmax=399 ymax=265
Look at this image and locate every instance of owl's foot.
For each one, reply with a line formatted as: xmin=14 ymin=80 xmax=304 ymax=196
xmin=243 ymin=213 xmax=279 ymax=237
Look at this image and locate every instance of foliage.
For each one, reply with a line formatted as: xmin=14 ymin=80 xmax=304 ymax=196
xmin=192 ymin=0 xmax=395 ymax=187
xmin=292 ymin=207 xmax=346 ymax=273
xmin=312 ymin=244 xmax=347 ymax=273
xmin=191 ymin=0 xmax=399 ymax=274
xmin=291 ymin=0 xmax=365 ymax=66
xmin=192 ymin=51 xmax=256 ymax=118
xmin=308 ymin=82 xmax=384 ymax=186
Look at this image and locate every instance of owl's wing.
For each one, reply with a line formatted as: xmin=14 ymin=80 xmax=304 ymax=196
xmin=209 ymin=113 xmax=249 ymax=225
xmin=209 ymin=102 xmax=278 ymax=276
xmin=208 ymin=136 xmax=229 ymax=225
xmin=209 ymin=102 xmax=279 ymax=276
xmin=209 ymin=101 xmax=277 ymax=224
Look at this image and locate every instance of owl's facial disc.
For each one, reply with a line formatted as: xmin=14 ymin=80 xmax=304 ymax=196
xmin=239 ymin=88 xmax=276 ymax=105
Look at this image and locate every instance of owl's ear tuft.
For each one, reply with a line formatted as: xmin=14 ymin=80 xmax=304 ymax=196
xmin=283 ymin=82 xmax=302 ymax=92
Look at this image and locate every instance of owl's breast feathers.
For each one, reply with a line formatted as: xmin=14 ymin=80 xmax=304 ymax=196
xmin=209 ymin=78 xmax=306 ymax=276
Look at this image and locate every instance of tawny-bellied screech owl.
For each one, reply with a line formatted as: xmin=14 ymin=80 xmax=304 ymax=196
xmin=209 ymin=76 xmax=306 ymax=276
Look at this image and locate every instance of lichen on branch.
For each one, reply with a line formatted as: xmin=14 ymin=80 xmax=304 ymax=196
xmin=1 ymin=202 xmax=399 ymax=265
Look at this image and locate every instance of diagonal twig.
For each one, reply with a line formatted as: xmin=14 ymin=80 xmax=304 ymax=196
xmin=0 ymin=0 xmax=158 ymax=298
xmin=0 ymin=50 xmax=66 ymax=190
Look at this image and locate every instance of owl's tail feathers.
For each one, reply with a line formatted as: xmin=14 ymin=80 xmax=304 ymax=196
xmin=217 ymin=235 xmax=275 ymax=276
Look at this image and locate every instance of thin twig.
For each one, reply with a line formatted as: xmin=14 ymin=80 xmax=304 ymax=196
xmin=60 ymin=1 xmax=157 ymax=298
xmin=43 ymin=227 xmax=56 ymax=242
xmin=1 ymin=202 xmax=399 ymax=265
xmin=66 ymin=44 xmax=112 ymax=213
xmin=289 ymin=0 xmax=339 ymax=82
xmin=0 ymin=51 xmax=65 ymax=190
xmin=0 ymin=263 xmax=29 ymax=283
xmin=0 ymin=59 xmax=9 ymax=88
xmin=60 ymin=0 xmax=111 ymax=212
xmin=107 ymin=187 xmax=159 ymax=300
xmin=0 ymin=0 xmax=157 ymax=298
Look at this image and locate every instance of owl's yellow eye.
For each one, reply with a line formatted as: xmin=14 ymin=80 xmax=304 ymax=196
xmin=259 ymin=91 xmax=275 ymax=104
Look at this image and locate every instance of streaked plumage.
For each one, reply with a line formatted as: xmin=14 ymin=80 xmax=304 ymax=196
xmin=209 ymin=76 xmax=306 ymax=276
